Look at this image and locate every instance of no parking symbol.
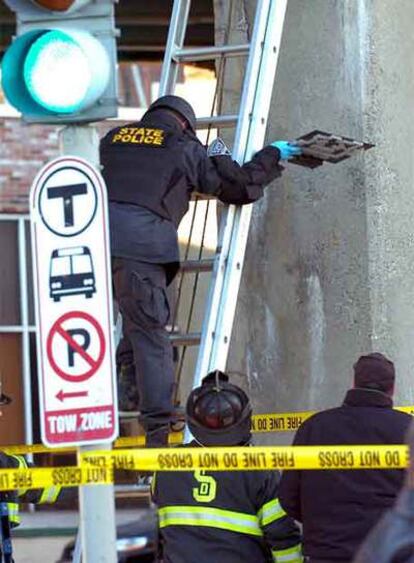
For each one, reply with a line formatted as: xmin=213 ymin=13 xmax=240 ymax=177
xmin=47 ymin=311 xmax=106 ymax=383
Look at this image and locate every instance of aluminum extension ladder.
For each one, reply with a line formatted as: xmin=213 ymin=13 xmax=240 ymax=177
xmin=73 ymin=2 xmax=288 ymax=560
xmin=159 ymin=0 xmax=288 ymax=389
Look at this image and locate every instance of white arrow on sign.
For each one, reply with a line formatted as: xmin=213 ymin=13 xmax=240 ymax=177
xmin=56 ymin=389 xmax=89 ymax=402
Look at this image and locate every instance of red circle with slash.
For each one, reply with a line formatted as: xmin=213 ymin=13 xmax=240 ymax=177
xmin=46 ymin=311 xmax=106 ymax=382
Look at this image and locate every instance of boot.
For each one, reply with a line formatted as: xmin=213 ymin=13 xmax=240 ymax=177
xmin=145 ymin=425 xmax=170 ymax=448
xmin=170 ymin=405 xmax=186 ymax=433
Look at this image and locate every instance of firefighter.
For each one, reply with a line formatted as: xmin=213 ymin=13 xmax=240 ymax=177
xmin=100 ymin=94 xmax=302 ymax=445
xmin=0 ymin=389 xmax=62 ymax=560
xmin=279 ymin=352 xmax=412 ymax=563
xmin=151 ymin=370 xmax=303 ymax=563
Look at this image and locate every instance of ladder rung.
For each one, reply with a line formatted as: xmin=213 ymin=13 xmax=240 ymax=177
xmin=169 ymin=332 xmax=201 ymax=346
xmin=196 ymin=114 xmax=238 ymax=129
xmin=115 ymin=484 xmax=150 ymax=497
xmin=180 ymin=259 xmax=214 ymax=273
xmin=119 ymin=410 xmax=139 ymax=418
xmin=174 ymin=44 xmax=250 ymax=63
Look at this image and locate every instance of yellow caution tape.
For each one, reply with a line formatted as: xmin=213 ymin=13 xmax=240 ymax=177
xmin=0 ymin=465 xmax=113 ymax=492
xmin=2 ymin=405 xmax=413 ymax=456
xmin=396 ymin=406 xmax=414 ymax=416
xmin=81 ymin=445 xmax=410 ymax=472
xmin=0 ymin=444 xmax=409 ymax=491
xmin=251 ymin=411 xmax=314 ymax=433
xmin=251 ymin=405 xmax=414 ymax=433
xmin=2 ymin=431 xmax=184 ymax=456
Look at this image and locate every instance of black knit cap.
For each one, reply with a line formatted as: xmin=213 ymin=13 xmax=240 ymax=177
xmin=353 ymin=352 xmax=395 ymax=393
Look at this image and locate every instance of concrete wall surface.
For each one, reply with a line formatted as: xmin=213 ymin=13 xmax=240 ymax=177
xmin=214 ymin=0 xmax=414 ymax=436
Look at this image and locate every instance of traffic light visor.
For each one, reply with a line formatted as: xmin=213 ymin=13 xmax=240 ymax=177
xmin=33 ymin=1 xmax=79 ymax=10
xmin=3 ymin=1 xmax=90 ymax=14
xmin=2 ymin=29 xmax=111 ymax=116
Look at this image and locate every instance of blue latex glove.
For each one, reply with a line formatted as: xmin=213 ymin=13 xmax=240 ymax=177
xmin=271 ymin=140 xmax=302 ymax=160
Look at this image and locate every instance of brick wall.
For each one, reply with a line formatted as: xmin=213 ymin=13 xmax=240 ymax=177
xmin=0 ymin=62 xmax=164 ymax=214
xmin=0 ymin=119 xmax=59 ymax=213
xmin=0 ymin=118 xmax=117 ymax=213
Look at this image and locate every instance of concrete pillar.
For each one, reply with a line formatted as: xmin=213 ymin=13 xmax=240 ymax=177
xmin=214 ymin=0 xmax=414 ymax=440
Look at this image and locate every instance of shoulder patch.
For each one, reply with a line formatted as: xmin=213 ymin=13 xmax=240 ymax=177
xmin=207 ymin=137 xmax=232 ymax=157
xmin=111 ymin=127 xmax=166 ymax=147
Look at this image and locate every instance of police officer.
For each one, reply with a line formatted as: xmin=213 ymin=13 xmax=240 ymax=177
xmin=152 ymin=370 xmax=303 ymax=563
xmin=100 ymin=95 xmax=302 ymax=446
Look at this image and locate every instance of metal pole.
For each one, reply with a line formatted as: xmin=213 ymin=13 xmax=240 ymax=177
xmin=72 ymin=529 xmax=83 ymax=563
xmin=59 ymin=125 xmax=117 ymax=563
xmin=17 ymin=218 xmax=33 ymax=453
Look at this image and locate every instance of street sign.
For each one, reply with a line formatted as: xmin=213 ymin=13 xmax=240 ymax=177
xmin=30 ymin=156 xmax=118 ymax=446
xmin=47 ymin=311 xmax=106 ymax=382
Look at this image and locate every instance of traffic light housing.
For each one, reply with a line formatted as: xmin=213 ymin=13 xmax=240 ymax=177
xmin=1 ymin=1 xmax=118 ymax=123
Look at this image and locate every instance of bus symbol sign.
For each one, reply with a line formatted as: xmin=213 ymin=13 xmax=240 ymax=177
xmin=30 ymin=156 xmax=118 ymax=447
xmin=49 ymin=246 xmax=96 ymax=302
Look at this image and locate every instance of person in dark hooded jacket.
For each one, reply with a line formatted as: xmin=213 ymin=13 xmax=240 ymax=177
xmin=353 ymin=419 xmax=414 ymax=563
xmin=279 ymin=352 xmax=412 ymax=563
xmin=100 ymin=94 xmax=301 ymax=445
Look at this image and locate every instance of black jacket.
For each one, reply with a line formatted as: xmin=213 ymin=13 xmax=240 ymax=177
xmin=100 ymin=111 xmax=283 ymax=229
xmin=279 ymin=388 xmax=412 ymax=561
xmin=152 ymin=443 xmax=302 ymax=563
xmin=353 ymin=487 xmax=414 ymax=563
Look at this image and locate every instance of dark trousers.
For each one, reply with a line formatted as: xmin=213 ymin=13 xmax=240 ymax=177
xmin=112 ymin=257 xmax=175 ymax=431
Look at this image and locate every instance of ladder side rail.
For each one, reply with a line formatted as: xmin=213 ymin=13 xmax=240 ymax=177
xmin=208 ymin=0 xmax=289 ymax=371
xmin=191 ymin=0 xmax=278 ymax=387
xmin=159 ymin=0 xmax=192 ymax=96
xmin=189 ymin=207 xmax=235 ymax=386
xmin=231 ymin=0 xmax=275 ymax=163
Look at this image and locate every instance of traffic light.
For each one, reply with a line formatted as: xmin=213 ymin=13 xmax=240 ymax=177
xmin=1 ymin=1 xmax=118 ymax=123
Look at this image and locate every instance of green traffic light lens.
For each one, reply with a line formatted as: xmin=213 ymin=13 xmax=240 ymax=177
xmin=2 ymin=26 xmax=111 ymax=119
xmin=23 ymin=30 xmax=90 ymax=113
